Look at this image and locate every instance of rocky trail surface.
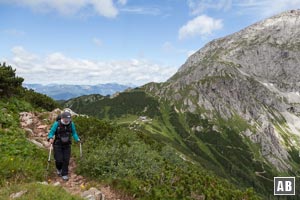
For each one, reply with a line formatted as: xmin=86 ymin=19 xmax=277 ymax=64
xmin=19 ymin=109 xmax=132 ymax=200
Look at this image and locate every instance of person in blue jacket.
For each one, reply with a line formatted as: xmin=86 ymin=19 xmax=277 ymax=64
xmin=47 ymin=111 xmax=80 ymax=181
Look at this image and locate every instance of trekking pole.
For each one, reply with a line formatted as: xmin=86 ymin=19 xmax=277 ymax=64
xmin=79 ymin=142 xmax=83 ymax=158
xmin=46 ymin=144 xmax=53 ymax=171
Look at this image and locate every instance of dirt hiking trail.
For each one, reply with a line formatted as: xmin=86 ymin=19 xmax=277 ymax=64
xmin=20 ymin=109 xmax=133 ymax=200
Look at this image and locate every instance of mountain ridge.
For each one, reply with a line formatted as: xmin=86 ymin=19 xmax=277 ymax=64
xmin=144 ymin=10 xmax=300 ymax=172
xmin=176 ymin=9 xmax=300 ymax=90
xmin=24 ymin=83 xmax=134 ymax=100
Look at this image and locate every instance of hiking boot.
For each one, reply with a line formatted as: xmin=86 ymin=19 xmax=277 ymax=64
xmin=62 ymin=175 xmax=69 ymax=181
xmin=57 ymin=169 xmax=62 ymax=176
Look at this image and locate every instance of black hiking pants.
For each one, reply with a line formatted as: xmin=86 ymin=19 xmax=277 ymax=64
xmin=53 ymin=144 xmax=71 ymax=176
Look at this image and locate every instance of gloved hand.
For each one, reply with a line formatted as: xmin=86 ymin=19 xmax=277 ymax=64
xmin=48 ymin=138 xmax=54 ymax=144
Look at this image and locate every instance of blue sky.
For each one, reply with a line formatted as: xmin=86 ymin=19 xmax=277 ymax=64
xmin=1 ymin=0 xmax=300 ymax=86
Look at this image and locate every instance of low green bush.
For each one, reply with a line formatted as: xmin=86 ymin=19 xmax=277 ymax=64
xmin=0 ymin=98 xmax=48 ymax=186
xmin=74 ymin=116 xmax=261 ymax=199
xmin=23 ymin=89 xmax=61 ymax=111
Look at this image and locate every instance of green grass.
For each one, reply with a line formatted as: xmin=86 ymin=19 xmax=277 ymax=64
xmin=0 ymin=183 xmax=83 ymax=200
xmin=114 ymin=114 xmax=138 ymax=125
xmin=76 ymin=121 xmax=261 ymax=200
xmin=0 ymin=98 xmax=49 ymax=186
xmin=272 ymin=121 xmax=300 ymax=175
xmin=63 ymin=90 xmax=162 ymax=120
xmin=0 ymin=130 xmax=48 ymax=185
xmin=0 ymin=97 xmax=86 ymax=200
xmin=129 ymin=106 xmax=279 ymax=197
xmin=110 ymin=105 xmax=274 ymax=197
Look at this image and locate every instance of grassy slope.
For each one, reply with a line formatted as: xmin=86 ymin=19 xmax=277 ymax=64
xmin=73 ymin=116 xmax=260 ymax=200
xmin=0 ymin=98 xmax=83 ymax=200
xmin=141 ymin=103 xmax=277 ymax=195
xmin=63 ymin=89 xmax=280 ymax=198
xmin=0 ymin=183 xmax=82 ymax=200
xmin=0 ymin=96 xmax=260 ymax=199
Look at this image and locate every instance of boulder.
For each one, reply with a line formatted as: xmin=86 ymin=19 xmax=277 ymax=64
xmin=81 ymin=187 xmax=104 ymax=200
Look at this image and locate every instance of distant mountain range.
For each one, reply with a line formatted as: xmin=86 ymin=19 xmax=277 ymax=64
xmin=23 ymin=83 xmax=134 ymax=100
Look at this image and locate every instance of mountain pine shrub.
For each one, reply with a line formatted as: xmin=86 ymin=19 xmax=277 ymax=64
xmin=73 ymin=116 xmax=261 ymax=199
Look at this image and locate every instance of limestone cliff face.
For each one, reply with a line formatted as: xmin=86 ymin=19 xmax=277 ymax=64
xmin=146 ymin=10 xmax=300 ymax=171
xmin=179 ymin=10 xmax=300 ymax=91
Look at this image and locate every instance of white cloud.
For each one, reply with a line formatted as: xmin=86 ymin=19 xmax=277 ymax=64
xmin=187 ymin=0 xmax=300 ymax=18
xmin=0 ymin=0 xmax=126 ymax=18
xmin=234 ymin=0 xmax=300 ymax=17
xmin=91 ymin=0 xmax=118 ymax=18
xmin=178 ymin=15 xmax=223 ymax=40
xmin=118 ymin=0 xmax=127 ymax=5
xmin=187 ymin=0 xmax=232 ymax=15
xmin=120 ymin=6 xmax=161 ymax=15
xmin=11 ymin=46 xmax=39 ymax=65
xmin=3 ymin=46 xmax=178 ymax=85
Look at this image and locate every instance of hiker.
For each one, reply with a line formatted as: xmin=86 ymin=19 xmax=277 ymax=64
xmin=47 ymin=111 xmax=80 ymax=181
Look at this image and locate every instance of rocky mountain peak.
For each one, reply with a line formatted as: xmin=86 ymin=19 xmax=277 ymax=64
xmin=147 ymin=10 xmax=300 ymax=171
xmin=175 ymin=9 xmax=300 ymax=93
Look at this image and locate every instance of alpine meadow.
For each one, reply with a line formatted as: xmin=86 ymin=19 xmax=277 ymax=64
xmin=2 ymin=9 xmax=300 ymax=200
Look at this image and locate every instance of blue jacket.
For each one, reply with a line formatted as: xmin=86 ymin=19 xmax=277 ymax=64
xmin=47 ymin=121 xmax=80 ymax=142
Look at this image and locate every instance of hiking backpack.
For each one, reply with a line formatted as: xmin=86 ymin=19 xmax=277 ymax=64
xmin=55 ymin=115 xmax=72 ymax=145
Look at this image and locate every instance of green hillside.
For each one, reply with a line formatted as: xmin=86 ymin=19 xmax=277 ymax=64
xmin=63 ymin=90 xmax=161 ymax=119
xmin=62 ymin=87 xmax=286 ymax=199
xmin=1 ymin=63 xmax=262 ymax=199
xmin=73 ymin=116 xmax=260 ymax=199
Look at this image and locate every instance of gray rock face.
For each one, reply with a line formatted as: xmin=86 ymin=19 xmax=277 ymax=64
xmin=179 ymin=10 xmax=300 ymax=92
xmin=147 ymin=10 xmax=300 ymax=171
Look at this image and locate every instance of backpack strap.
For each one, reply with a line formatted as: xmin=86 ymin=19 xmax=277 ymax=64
xmin=55 ymin=120 xmax=72 ymax=135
